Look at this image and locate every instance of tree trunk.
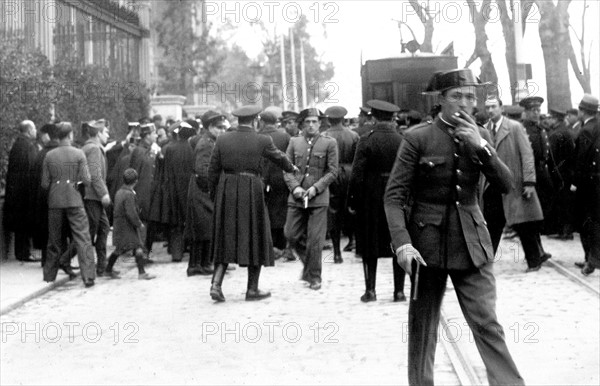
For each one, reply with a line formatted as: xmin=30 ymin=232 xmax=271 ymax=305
xmin=536 ymin=0 xmax=572 ymax=111
xmin=465 ymin=0 xmax=498 ymax=85
xmin=408 ymin=0 xmax=434 ymax=53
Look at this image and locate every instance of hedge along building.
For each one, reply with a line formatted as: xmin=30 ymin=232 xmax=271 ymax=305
xmin=0 ymin=0 xmax=153 ymax=85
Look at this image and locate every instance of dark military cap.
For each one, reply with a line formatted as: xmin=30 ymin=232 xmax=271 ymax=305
xmin=173 ymin=121 xmax=196 ymax=140
xmin=359 ymin=106 xmax=371 ymax=116
xmin=424 ymin=68 xmax=487 ymax=94
xmin=281 ymin=110 xmax=299 ymax=122
xmin=201 ymin=110 xmax=225 ymax=128
xmin=548 ymin=108 xmax=566 ymax=120
xmin=367 ymin=99 xmax=400 ymax=120
xmin=296 ymin=107 xmax=326 ymax=123
xmin=519 ymin=96 xmax=544 ymax=109
xmin=140 ymin=122 xmax=156 ymax=138
xmin=260 ymin=111 xmax=278 ymax=124
xmin=324 ymin=106 xmax=348 ymax=119
xmin=232 ymin=105 xmax=262 ymax=119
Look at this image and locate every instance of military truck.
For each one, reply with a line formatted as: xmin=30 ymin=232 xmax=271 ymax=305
xmin=361 ymin=55 xmax=458 ymax=115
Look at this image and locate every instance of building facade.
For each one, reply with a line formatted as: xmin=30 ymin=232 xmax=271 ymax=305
xmin=1 ymin=0 xmax=153 ymax=84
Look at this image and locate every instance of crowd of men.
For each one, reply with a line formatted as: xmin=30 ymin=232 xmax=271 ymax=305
xmin=2 ymin=66 xmax=599 ymax=385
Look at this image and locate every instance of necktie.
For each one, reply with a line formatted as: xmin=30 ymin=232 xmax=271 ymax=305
xmin=489 ymin=121 xmax=496 ymax=141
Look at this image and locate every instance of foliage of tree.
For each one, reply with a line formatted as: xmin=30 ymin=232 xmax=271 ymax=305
xmin=154 ymin=0 xmax=226 ymax=100
xmin=0 ymin=41 xmax=52 ymax=193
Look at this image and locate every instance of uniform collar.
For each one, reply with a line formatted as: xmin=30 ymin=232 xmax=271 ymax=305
xmin=237 ymin=125 xmax=255 ymax=132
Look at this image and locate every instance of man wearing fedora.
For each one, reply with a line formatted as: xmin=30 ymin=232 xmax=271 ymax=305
xmin=324 ymin=105 xmax=359 ymax=263
xmin=208 ymin=106 xmax=297 ymax=302
xmin=284 ymin=108 xmax=338 ymax=290
xmin=571 ymin=94 xmax=600 ymax=276
xmin=384 ymin=69 xmax=523 ymax=385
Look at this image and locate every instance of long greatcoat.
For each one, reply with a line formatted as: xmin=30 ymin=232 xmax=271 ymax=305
xmin=164 ymin=139 xmax=194 ymax=226
xmin=209 ymin=125 xmax=295 ymax=267
xmin=260 ymin=125 xmax=291 ymax=229
xmin=112 ymin=186 xmax=144 ymax=251
xmin=493 ymin=117 xmax=544 ymax=226
xmin=522 ymin=120 xmax=554 ymax=223
xmin=4 ymin=134 xmax=38 ymax=233
xmin=128 ymin=141 xmax=158 ymax=222
xmin=348 ymin=123 xmax=402 ymax=261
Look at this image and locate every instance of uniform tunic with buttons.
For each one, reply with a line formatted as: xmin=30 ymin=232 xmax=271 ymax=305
xmin=522 ymin=120 xmax=554 ymax=223
xmin=384 ymin=118 xmax=512 ymax=270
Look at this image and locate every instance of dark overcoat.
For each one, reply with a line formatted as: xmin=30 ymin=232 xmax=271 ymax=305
xmin=112 ymin=186 xmax=144 ymax=251
xmin=185 ymin=133 xmax=216 ymax=242
xmin=4 ymin=134 xmax=38 ymax=233
xmin=348 ymin=123 xmax=402 ymax=261
xmin=573 ymin=117 xmax=600 ymax=225
xmin=522 ymin=120 xmax=554 ymax=220
xmin=384 ymin=118 xmax=512 ymax=270
xmin=164 ymin=139 xmax=194 ymax=226
xmin=128 ymin=141 xmax=158 ymax=222
xmin=260 ymin=125 xmax=291 ymax=229
xmin=209 ymin=125 xmax=295 ymax=266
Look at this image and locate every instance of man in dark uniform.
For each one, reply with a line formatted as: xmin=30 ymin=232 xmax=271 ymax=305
xmin=163 ymin=122 xmax=196 ymax=262
xmin=4 ymin=120 xmax=38 ymax=262
xmin=520 ymin=96 xmax=555 ymax=234
xmin=284 ymin=108 xmax=338 ymax=290
xmin=348 ymin=99 xmax=406 ymax=302
xmin=547 ymin=108 xmax=576 ymax=240
xmin=185 ymin=111 xmax=226 ymax=276
xmin=208 ymin=106 xmax=297 ymax=302
xmin=324 ymin=106 xmax=359 ymax=263
xmin=281 ymin=111 xmax=299 ymax=137
xmin=571 ymin=94 xmax=600 ymax=276
xmin=259 ymin=111 xmax=291 ymax=256
xmin=384 ymin=69 xmax=523 ymax=386
xmin=353 ymin=106 xmax=374 ymax=137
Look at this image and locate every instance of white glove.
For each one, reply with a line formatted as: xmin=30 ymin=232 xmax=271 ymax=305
xmin=395 ymin=244 xmax=427 ymax=276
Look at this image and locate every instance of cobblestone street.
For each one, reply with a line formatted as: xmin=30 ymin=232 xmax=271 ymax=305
xmin=1 ymin=236 xmax=598 ymax=385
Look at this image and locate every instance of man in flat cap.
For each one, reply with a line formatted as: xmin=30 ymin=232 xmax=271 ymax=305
xmin=82 ymin=120 xmax=112 ymax=276
xmin=259 ymin=111 xmax=292 ymax=259
xmin=384 ymin=69 xmax=523 ymax=385
xmin=571 ymin=94 xmax=600 ymax=275
xmin=547 ymin=108 xmax=576 ymax=240
xmin=520 ymin=96 xmax=555 ymax=235
xmin=325 ymin=106 xmax=359 ymax=262
xmin=185 ymin=111 xmax=227 ymax=276
xmin=284 ymin=108 xmax=339 ymax=290
xmin=348 ymin=99 xmax=407 ymax=303
xmin=482 ymin=97 xmax=548 ymax=270
xmin=209 ymin=105 xmax=297 ymax=302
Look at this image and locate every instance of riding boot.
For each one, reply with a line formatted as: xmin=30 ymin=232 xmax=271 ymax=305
xmin=246 ymin=265 xmax=271 ymax=301
xmin=210 ymin=263 xmax=227 ymax=302
xmin=360 ymin=261 xmax=376 ymax=302
xmin=332 ymin=231 xmax=343 ymax=264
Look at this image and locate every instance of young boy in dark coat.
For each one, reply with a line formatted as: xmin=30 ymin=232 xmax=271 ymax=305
xmin=105 ymin=168 xmax=156 ymax=280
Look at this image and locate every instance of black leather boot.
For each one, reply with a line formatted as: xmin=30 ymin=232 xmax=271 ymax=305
xmin=331 ymin=232 xmax=343 ymax=264
xmin=210 ymin=264 xmax=227 ymax=302
xmin=246 ymin=266 xmax=271 ymax=301
xmin=360 ymin=262 xmax=377 ymax=302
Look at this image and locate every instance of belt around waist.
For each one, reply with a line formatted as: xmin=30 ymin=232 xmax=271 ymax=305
xmin=224 ymin=171 xmax=259 ymax=177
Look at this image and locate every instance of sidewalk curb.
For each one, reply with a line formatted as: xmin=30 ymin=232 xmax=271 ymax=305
xmin=0 ymin=276 xmax=72 ymax=316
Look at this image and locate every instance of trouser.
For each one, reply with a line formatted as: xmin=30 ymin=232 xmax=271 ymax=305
xmin=170 ymin=226 xmax=185 ymax=261
xmin=512 ymin=221 xmax=545 ymax=268
xmin=483 ymin=187 xmax=506 ymax=256
xmin=363 ymin=258 xmax=406 ymax=293
xmin=408 ymin=264 xmax=524 ymax=386
xmin=285 ymin=206 xmax=328 ymax=284
xmin=14 ymin=231 xmax=31 ymax=261
xmin=271 ymin=228 xmax=286 ymax=250
xmin=143 ymin=221 xmax=159 ymax=254
xmin=45 ymin=208 xmax=96 ymax=283
xmin=581 ymin=217 xmax=600 ymax=269
xmin=189 ymin=240 xmax=211 ymax=269
xmin=84 ymin=200 xmax=110 ymax=273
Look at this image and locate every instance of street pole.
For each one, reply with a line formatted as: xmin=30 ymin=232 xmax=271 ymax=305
xmin=300 ymin=39 xmax=307 ymax=109
xmin=290 ymin=27 xmax=298 ymax=111
xmin=513 ymin=3 xmax=528 ymax=104
xmin=280 ymin=31 xmax=287 ymax=110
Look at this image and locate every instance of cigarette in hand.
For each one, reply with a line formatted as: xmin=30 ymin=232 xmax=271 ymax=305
xmin=303 ymin=196 xmax=308 ymax=208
